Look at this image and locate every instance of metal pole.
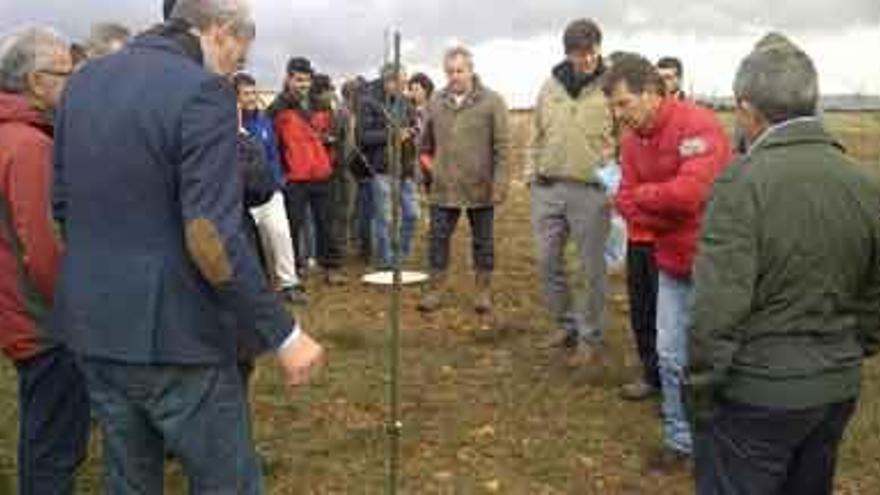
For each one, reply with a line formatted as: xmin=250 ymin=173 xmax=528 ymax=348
xmin=385 ymin=29 xmax=403 ymax=495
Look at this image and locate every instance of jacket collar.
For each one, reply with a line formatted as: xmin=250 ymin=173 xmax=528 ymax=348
xmin=438 ymin=77 xmax=485 ymax=110
xmin=747 ymin=117 xmax=843 ymax=155
xmin=636 ymin=97 xmax=677 ymax=137
xmin=551 ymin=59 xmax=605 ymax=99
xmin=135 ymin=19 xmax=204 ymax=66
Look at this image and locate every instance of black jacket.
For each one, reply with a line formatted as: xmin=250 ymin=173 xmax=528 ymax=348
xmin=357 ymin=79 xmax=417 ymax=178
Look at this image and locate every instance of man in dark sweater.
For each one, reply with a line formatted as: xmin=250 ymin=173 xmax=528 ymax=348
xmin=687 ymin=33 xmax=880 ymax=495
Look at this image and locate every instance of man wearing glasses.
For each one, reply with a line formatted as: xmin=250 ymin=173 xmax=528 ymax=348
xmin=0 ymin=27 xmax=89 ymax=494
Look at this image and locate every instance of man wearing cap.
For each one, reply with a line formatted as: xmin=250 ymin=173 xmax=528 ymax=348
xmin=527 ymin=18 xmax=611 ymax=367
xmin=687 ymin=33 xmax=880 ymax=495
xmin=358 ymin=63 xmax=420 ymax=270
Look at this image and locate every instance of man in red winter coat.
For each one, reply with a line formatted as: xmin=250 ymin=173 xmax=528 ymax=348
xmin=605 ymin=54 xmax=732 ymax=473
xmin=0 ymin=27 xmax=90 ymax=494
xmin=268 ymin=57 xmax=345 ymax=285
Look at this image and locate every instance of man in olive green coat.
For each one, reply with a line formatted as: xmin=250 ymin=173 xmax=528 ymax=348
xmin=687 ymin=32 xmax=880 ymax=495
xmin=418 ymin=46 xmax=510 ymax=314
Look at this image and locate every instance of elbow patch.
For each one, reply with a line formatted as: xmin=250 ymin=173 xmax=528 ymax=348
xmin=185 ymin=218 xmax=232 ymax=286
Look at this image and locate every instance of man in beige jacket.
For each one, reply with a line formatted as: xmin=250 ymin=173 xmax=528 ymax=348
xmin=528 ymin=19 xmax=611 ymax=366
xmin=418 ymin=46 xmax=510 ymax=315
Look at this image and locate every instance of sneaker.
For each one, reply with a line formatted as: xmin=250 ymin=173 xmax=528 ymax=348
xmin=620 ymin=379 xmax=660 ymax=402
xmin=281 ymin=285 xmax=308 ymax=306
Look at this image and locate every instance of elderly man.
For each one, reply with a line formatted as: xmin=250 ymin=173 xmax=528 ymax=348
xmin=528 ymin=18 xmax=610 ymax=366
xmin=0 ymin=27 xmax=90 ymax=495
xmin=605 ymin=54 xmax=732 ymax=471
xmin=687 ymin=33 xmax=880 ymax=495
xmin=419 ymin=46 xmax=510 ymax=314
xmin=52 ymin=0 xmax=324 ymax=492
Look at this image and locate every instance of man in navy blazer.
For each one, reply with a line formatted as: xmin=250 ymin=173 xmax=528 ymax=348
xmin=51 ymin=0 xmax=324 ymax=492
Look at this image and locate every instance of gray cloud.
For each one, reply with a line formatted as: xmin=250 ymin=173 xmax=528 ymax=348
xmin=1 ymin=0 xmax=878 ymax=85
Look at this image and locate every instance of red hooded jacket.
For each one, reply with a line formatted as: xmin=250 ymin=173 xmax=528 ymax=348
xmin=0 ymin=93 xmax=61 ymax=362
xmin=615 ymin=98 xmax=732 ymax=278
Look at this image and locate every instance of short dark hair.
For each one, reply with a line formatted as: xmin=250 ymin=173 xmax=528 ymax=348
xmin=657 ymin=56 xmax=683 ymax=78
xmin=286 ymin=56 xmax=313 ymax=76
xmin=232 ymin=72 xmax=256 ymax=92
xmin=601 ymin=53 xmax=666 ymax=97
xmin=563 ymin=19 xmax=602 ymax=53
xmin=408 ymin=72 xmax=435 ymax=98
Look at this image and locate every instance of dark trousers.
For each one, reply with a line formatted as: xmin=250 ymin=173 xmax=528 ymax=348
xmin=80 ymin=359 xmax=262 ymax=494
xmin=625 ymin=242 xmax=660 ymax=387
xmin=353 ymin=178 xmax=375 ymax=260
xmin=285 ymin=181 xmax=340 ymax=270
xmin=15 ymin=346 xmax=91 ymax=495
xmin=694 ymin=399 xmax=856 ymax=495
xmin=428 ymin=205 xmax=494 ymax=273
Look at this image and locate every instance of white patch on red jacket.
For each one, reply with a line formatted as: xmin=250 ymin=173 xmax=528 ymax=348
xmin=679 ymin=137 xmax=709 ymax=157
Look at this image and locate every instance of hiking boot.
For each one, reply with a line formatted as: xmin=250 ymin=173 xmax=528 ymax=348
xmin=474 ymin=271 xmax=493 ymax=315
xmin=620 ymin=379 xmax=660 ymax=402
xmin=418 ymin=272 xmax=446 ymax=313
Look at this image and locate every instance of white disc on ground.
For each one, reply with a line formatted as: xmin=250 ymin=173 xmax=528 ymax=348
xmin=362 ymin=271 xmax=430 ymax=286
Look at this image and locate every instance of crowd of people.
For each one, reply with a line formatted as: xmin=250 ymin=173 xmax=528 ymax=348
xmin=1 ymin=0 xmax=879 ymax=493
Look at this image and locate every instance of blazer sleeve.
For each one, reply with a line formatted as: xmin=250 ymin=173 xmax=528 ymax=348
xmin=178 ymin=78 xmax=293 ymax=353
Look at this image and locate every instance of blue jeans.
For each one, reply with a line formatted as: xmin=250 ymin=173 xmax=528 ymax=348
xmin=657 ymin=272 xmax=693 ymax=454
xmin=372 ymin=175 xmax=420 ymax=268
xmin=15 ymin=346 xmax=91 ymax=495
xmin=80 ymin=359 xmax=262 ymax=494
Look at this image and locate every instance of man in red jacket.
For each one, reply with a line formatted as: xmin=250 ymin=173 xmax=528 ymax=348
xmin=605 ymin=54 xmax=732 ymax=472
xmin=0 ymin=27 xmax=90 ymax=494
xmin=268 ymin=57 xmax=345 ymax=285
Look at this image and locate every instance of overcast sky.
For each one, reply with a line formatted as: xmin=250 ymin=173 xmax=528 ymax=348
xmin=2 ymin=0 xmax=878 ymax=106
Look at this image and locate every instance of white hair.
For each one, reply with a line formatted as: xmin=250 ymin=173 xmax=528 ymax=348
xmin=170 ymin=0 xmax=256 ymax=39
xmin=0 ymin=26 xmax=68 ymax=94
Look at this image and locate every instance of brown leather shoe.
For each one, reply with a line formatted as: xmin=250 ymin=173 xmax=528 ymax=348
xmin=643 ymin=447 xmax=692 ymax=476
xmin=418 ymin=272 xmax=446 ymax=313
xmin=540 ymin=330 xmax=578 ymax=351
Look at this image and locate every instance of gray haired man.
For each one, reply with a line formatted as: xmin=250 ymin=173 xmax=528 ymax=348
xmin=52 ymin=0 xmax=324 ymax=492
xmin=687 ymin=33 xmax=880 ymax=494
xmin=0 ymin=26 xmax=91 ymax=495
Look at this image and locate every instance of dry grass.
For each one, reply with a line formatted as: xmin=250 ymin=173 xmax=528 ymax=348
xmin=0 ymin=110 xmax=878 ymax=494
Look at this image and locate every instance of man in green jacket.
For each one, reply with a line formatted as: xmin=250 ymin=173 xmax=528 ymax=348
xmin=687 ymin=32 xmax=880 ymax=495
xmin=418 ymin=46 xmax=510 ymax=315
